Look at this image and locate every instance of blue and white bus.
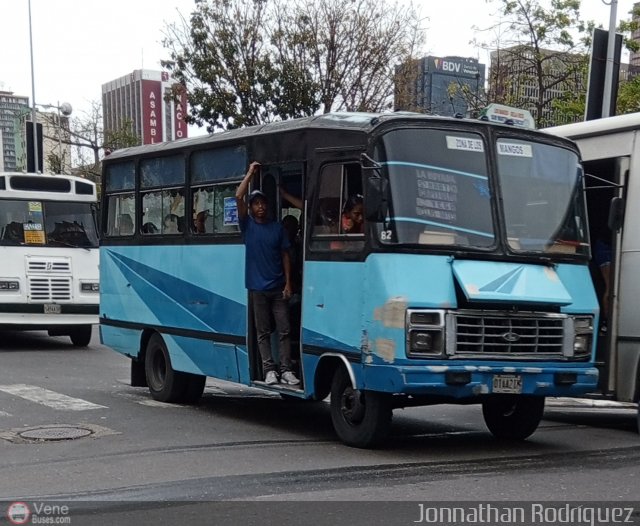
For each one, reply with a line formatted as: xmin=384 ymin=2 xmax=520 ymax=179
xmin=0 ymin=172 xmax=99 ymax=346
xmin=100 ymin=112 xmax=599 ymax=447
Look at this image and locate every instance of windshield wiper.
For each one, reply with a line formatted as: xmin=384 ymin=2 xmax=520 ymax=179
xmin=49 ymin=239 xmax=93 ymax=251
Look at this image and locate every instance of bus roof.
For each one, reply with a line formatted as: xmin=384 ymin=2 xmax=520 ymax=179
xmin=545 ymin=113 xmax=640 ymax=140
xmin=105 ymin=111 xmax=567 ymax=162
xmin=0 ymin=172 xmax=97 ymax=202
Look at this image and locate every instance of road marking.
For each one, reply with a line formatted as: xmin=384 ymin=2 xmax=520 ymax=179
xmin=0 ymin=384 xmax=107 ymax=411
xmin=0 ymin=411 xmax=12 ymax=417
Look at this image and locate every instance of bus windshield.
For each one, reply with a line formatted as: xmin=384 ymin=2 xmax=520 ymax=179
xmin=375 ymin=128 xmax=495 ymax=249
xmin=496 ymin=138 xmax=589 ymax=257
xmin=0 ymin=200 xmax=98 ymax=248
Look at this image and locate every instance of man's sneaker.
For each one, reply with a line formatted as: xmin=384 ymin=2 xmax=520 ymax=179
xmin=265 ymin=371 xmax=278 ymax=385
xmin=281 ymin=371 xmax=300 ymax=386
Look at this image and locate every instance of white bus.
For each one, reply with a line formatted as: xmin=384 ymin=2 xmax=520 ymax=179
xmin=546 ymin=114 xmax=640 ymax=433
xmin=0 ymin=172 xmax=99 ymax=346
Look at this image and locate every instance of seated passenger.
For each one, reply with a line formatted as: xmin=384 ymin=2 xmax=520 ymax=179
xmin=341 ymin=194 xmax=364 ymax=234
xmin=194 ymin=210 xmax=208 ymax=233
xmin=316 ymin=197 xmax=339 ymax=234
xmin=142 ymin=222 xmax=159 ymax=234
xmin=163 ymin=214 xmax=180 ymax=234
xmin=3 ymin=221 xmax=24 ymax=242
xmin=119 ymin=214 xmax=134 ymax=235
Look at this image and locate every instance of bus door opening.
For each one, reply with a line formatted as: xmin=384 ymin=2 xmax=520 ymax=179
xmin=246 ymin=163 xmax=305 ymax=383
xmin=583 ymin=156 xmax=627 ymax=389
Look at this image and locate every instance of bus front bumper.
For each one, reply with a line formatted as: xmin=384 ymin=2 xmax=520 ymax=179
xmin=363 ymin=363 xmax=599 ymax=398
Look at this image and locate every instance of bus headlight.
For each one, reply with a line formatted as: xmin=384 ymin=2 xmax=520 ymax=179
xmin=572 ymin=316 xmax=593 ymax=358
xmin=406 ymin=309 xmax=445 ymax=358
xmin=80 ymin=282 xmax=100 ymax=293
xmin=0 ymin=280 xmax=19 ymax=291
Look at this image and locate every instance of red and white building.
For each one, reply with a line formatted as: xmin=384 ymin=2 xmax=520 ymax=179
xmin=101 ymin=69 xmax=188 ymax=145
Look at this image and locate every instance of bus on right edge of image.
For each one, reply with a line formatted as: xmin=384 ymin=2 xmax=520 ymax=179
xmin=547 ymin=113 xmax=640 ymax=434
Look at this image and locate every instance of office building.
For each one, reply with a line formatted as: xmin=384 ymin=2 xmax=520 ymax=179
xmin=488 ymin=46 xmax=586 ymax=127
xmin=102 ymin=69 xmax=188 ymax=145
xmin=395 ymin=56 xmax=486 ymax=117
xmin=0 ymin=91 xmax=30 ymax=171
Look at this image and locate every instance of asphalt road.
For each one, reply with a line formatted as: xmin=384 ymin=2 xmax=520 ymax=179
xmin=0 ymin=328 xmax=639 ymax=525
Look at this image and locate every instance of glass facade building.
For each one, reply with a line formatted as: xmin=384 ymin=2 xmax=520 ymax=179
xmin=395 ymin=56 xmax=486 ymax=117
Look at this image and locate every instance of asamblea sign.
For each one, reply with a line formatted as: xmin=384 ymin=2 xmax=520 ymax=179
xmin=480 ymin=104 xmax=535 ymax=129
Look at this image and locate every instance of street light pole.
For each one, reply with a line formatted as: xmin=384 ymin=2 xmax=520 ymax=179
xmin=28 ymin=0 xmax=39 ymax=173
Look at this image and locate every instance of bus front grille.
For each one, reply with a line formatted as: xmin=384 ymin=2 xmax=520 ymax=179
xmin=27 ymin=258 xmax=71 ymax=274
xmin=28 ymin=277 xmax=72 ymax=302
xmin=450 ymin=312 xmax=565 ymax=357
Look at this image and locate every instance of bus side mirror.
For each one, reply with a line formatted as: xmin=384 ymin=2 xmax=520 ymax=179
xmin=364 ymin=176 xmax=389 ymax=222
xmin=608 ymin=196 xmax=624 ymax=232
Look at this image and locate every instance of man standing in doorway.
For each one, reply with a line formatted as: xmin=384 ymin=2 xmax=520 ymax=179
xmin=236 ymin=161 xmax=300 ymax=386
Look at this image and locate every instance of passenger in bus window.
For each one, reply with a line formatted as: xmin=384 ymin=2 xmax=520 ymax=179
xmin=142 ymin=222 xmax=159 ymax=234
xmin=341 ymin=194 xmax=364 ymax=234
xmin=236 ymin=161 xmax=300 ymax=387
xmin=119 ymin=214 xmax=134 ymax=235
xmin=163 ymin=214 xmax=180 ymax=234
xmin=194 ymin=210 xmax=208 ymax=233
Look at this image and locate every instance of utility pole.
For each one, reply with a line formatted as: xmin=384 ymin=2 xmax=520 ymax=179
xmin=602 ymin=0 xmax=618 ymax=118
xmin=28 ymin=0 xmax=39 ymax=172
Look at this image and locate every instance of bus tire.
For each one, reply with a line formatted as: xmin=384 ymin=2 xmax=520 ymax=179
xmin=482 ymin=394 xmax=545 ymax=440
xmin=69 ymin=325 xmax=92 ymax=347
xmin=179 ymin=373 xmax=206 ymax=404
xmin=145 ymin=333 xmax=186 ymax=403
xmin=330 ymin=367 xmax=392 ymax=448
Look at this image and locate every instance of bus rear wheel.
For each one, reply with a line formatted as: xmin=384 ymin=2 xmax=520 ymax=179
xmin=145 ymin=333 xmax=187 ymax=403
xmin=330 ymin=367 xmax=392 ymax=448
xmin=482 ymin=394 xmax=545 ymax=440
xmin=69 ymin=325 xmax=92 ymax=347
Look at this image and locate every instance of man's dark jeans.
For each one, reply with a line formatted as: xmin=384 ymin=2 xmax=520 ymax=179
xmin=251 ymin=289 xmax=291 ymax=376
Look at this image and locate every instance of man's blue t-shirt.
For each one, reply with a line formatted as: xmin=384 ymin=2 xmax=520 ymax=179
xmin=240 ymin=215 xmax=291 ymax=291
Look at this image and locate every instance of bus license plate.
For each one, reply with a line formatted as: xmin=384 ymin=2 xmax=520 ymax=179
xmin=492 ymin=374 xmax=522 ymax=394
xmin=44 ymin=304 xmax=61 ymax=314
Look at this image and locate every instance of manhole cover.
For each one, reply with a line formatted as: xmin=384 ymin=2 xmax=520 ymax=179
xmin=19 ymin=426 xmax=93 ymax=441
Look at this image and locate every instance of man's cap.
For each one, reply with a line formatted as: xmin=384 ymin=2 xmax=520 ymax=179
xmin=248 ymin=190 xmax=267 ymax=203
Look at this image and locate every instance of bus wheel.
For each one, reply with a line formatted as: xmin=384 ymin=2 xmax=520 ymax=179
xmin=482 ymin=394 xmax=545 ymax=440
xmin=145 ymin=333 xmax=186 ymax=403
xmin=330 ymin=367 xmax=392 ymax=448
xmin=69 ymin=325 xmax=92 ymax=347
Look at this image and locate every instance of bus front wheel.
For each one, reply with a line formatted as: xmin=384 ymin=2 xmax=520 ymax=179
xmin=330 ymin=367 xmax=392 ymax=448
xmin=145 ymin=333 xmax=186 ymax=403
xmin=482 ymin=394 xmax=545 ymax=440
xmin=69 ymin=325 xmax=92 ymax=347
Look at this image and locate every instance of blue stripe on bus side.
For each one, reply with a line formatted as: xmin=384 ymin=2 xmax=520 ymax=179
xmin=102 ymin=249 xmax=246 ymax=336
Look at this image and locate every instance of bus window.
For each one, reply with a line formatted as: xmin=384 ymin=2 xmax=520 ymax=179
xmin=106 ymin=193 xmax=135 ymax=236
xmin=311 ymin=162 xmax=364 ymax=250
xmin=191 ymin=183 xmax=239 ymax=234
xmin=142 ymin=189 xmax=185 ymax=235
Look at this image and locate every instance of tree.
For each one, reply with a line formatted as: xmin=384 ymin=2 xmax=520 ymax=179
xmin=61 ymin=101 xmax=139 ymax=182
xmin=479 ymin=0 xmax=592 ymax=127
xmin=550 ymin=4 xmax=640 ymax=121
xmin=617 ymin=75 xmax=640 ymax=114
xmin=162 ymin=0 xmax=424 ymax=131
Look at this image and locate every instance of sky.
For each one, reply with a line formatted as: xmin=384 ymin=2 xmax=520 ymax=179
xmin=1 ymin=0 xmax=637 ymax=135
